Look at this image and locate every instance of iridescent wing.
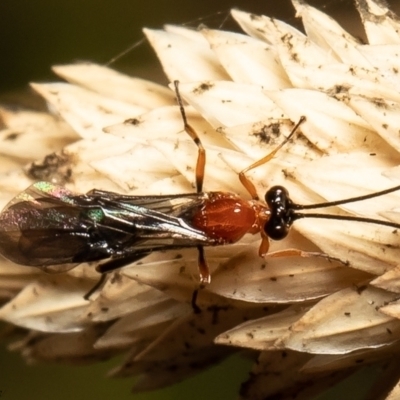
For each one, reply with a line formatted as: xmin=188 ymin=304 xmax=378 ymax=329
xmin=72 ymin=189 xmax=214 ymax=254
xmin=0 ymin=182 xmax=213 ymax=272
xmin=0 ymin=182 xmax=91 ymax=271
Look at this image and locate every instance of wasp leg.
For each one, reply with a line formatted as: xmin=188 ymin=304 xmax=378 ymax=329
xmin=84 ymin=273 xmax=108 ymax=300
xmin=174 ymin=80 xmax=211 ymax=312
xmin=96 ymin=251 xmax=152 ymax=274
xmin=191 ymin=245 xmax=211 ymax=313
xmin=239 ymin=117 xmax=306 ymax=200
xmin=174 ymin=80 xmax=206 ymax=193
xmin=267 ymin=248 xmax=349 ymax=266
xmin=197 ymin=245 xmax=211 ymax=285
xmin=191 ymin=289 xmax=201 ymax=314
xmin=84 ymin=252 xmax=153 ymax=300
xmin=258 ymin=231 xmax=270 ymax=257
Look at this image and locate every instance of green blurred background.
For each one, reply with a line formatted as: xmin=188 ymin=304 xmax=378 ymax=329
xmin=0 ymin=0 xmax=384 ymax=95
xmin=0 ymin=0 xmax=398 ymax=399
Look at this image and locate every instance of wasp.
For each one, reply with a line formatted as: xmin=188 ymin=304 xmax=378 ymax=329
xmin=1 ymin=81 xmax=400 ymax=308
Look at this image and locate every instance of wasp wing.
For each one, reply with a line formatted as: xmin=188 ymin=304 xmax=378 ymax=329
xmin=0 ymin=182 xmax=92 ymax=270
xmin=0 ymin=182 xmax=212 ymax=271
xmin=73 ymin=190 xmax=214 ymax=254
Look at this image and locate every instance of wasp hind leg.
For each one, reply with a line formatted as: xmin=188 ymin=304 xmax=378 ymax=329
xmin=190 ymin=245 xmax=211 ymax=313
xmin=84 ymin=251 xmax=152 ymax=301
xmin=267 ymin=248 xmax=349 ymax=266
xmin=83 ymin=273 xmax=107 ymax=300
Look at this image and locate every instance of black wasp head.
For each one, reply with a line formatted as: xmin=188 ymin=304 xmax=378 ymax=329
xmin=264 ymin=186 xmax=295 ymax=240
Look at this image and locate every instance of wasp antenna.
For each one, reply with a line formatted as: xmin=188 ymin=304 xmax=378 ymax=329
xmin=293 ymin=184 xmax=400 ymax=211
xmin=293 ymin=211 xmax=400 ymax=231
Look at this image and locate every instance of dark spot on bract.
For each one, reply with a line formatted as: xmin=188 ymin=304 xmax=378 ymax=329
xmin=25 ymin=150 xmax=74 ymax=185
xmin=331 ymin=84 xmax=351 ymax=95
xmin=110 ymin=273 xmax=122 ymax=284
xmin=252 ymin=123 xmax=280 ymax=145
xmin=372 ymin=98 xmax=387 ymax=108
xmin=355 ymin=284 xmax=368 ymax=294
xmin=5 ymin=132 xmax=19 ymax=141
xmin=193 ymin=82 xmax=214 ymax=94
xmin=124 ymin=118 xmax=140 ymax=125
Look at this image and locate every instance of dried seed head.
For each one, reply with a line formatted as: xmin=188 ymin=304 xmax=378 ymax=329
xmin=2 ymin=1 xmax=400 ymax=399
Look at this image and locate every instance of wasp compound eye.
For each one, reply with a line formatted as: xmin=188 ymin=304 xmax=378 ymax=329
xmin=264 ymin=215 xmax=291 ymax=240
xmin=265 ymin=185 xmax=290 ymax=208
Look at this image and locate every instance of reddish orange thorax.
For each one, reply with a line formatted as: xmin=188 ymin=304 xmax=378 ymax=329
xmin=192 ymin=192 xmax=267 ymax=244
